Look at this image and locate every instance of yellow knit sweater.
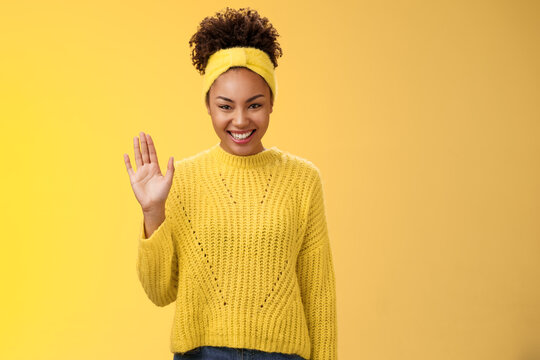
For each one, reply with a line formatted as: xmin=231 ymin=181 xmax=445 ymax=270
xmin=135 ymin=143 xmax=337 ymax=360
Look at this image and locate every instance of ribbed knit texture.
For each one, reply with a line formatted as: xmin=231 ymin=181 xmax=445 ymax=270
xmin=135 ymin=143 xmax=337 ymax=360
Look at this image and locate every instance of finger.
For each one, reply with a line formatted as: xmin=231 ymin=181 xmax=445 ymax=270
xmin=165 ymin=156 xmax=175 ymax=184
xmin=146 ymin=133 xmax=160 ymax=170
xmin=124 ymin=153 xmax=135 ymax=179
xmin=133 ymin=136 xmax=143 ymax=170
xmin=140 ymin=131 xmax=150 ymax=164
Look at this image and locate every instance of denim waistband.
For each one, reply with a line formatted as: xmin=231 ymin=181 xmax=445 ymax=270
xmin=173 ymin=345 xmax=306 ymax=360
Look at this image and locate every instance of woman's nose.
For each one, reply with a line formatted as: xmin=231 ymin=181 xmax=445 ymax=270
xmin=232 ymin=110 xmax=249 ymax=126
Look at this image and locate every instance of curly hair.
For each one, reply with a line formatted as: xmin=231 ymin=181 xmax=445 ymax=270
xmin=188 ymin=7 xmax=283 ymax=76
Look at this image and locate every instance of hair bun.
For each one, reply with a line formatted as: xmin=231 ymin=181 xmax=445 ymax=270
xmin=189 ymin=7 xmax=283 ymax=75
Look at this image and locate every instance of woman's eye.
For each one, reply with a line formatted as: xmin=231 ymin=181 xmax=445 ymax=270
xmin=219 ymin=104 xmax=260 ymax=110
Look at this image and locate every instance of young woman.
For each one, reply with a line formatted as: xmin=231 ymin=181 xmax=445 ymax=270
xmin=123 ymin=7 xmax=337 ymax=360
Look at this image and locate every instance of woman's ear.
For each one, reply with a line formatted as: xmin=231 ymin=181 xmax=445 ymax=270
xmin=205 ymin=94 xmax=211 ymax=115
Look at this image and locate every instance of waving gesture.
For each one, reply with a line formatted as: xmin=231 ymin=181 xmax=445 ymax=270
xmin=123 ymin=132 xmax=175 ymax=214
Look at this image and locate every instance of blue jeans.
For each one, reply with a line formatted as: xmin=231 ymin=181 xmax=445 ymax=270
xmin=173 ymin=345 xmax=306 ymax=360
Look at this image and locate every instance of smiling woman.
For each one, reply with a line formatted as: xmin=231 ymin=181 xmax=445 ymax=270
xmin=206 ymin=67 xmax=272 ymax=154
xmin=127 ymin=6 xmax=337 ymax=360
xmin=189 ymin=7 xmax=282 ymax=157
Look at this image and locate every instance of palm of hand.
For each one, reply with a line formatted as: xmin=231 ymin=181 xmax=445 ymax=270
xmin=123 ymin=131 xmax=175 ymax=213
xmin=131 ymin=161 xmax=170 ymax=212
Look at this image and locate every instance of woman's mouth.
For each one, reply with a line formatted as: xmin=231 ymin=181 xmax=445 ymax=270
xmin=227 ymin=129 xmax=256 ymax=144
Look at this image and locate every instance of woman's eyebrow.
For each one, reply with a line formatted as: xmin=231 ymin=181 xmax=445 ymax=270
xmin=216 ymin=94 xmax=265 ymax=103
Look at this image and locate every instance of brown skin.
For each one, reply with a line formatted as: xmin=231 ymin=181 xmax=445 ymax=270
xmin=123 ymin=131 xmax=175 ymax=238
xmin=205 ymin=67 xmax=273 ymax=156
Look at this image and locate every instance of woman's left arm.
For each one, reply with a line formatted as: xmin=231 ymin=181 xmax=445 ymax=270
xmin=296 ymin=167 xmax=338 ymax=360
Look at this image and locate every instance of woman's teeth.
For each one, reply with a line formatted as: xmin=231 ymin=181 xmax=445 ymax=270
xmin=229 ymin=130 xmax=254 ymax=140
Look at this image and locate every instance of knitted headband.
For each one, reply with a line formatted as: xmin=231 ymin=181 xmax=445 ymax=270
xmin=201 ymin=46 xmax=277 ymax=103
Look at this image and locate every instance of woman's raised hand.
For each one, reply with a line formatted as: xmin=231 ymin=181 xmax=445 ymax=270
xmin=124 ymin=132 xmax=175 ymax=214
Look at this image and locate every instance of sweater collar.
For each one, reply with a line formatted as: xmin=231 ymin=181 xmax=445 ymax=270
xmin=208 ymin=142 xmax=280 ymax=169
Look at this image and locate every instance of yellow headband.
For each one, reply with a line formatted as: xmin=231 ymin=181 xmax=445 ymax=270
xmin=202 ymin=46 xmax=277 ymax=103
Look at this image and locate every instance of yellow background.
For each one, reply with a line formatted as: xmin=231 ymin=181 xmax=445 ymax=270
xmin=1 ymin=1 xmax=539 ymax=359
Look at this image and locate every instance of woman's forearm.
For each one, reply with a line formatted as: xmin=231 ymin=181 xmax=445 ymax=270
xmin=142 ymin=208 xmax=166 ymax=238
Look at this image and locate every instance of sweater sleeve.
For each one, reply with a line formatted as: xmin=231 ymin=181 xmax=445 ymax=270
xmin=135 ymin=189 xmax=179 ymax=307
xmin=296 ymin=168 xmax=338 ymax=360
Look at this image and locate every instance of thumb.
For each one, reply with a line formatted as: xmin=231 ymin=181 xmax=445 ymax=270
xmin=165 ymin=156 xmax=175 ymax=184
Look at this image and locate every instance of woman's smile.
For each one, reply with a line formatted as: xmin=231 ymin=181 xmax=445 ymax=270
xmin=227 ymin=129 xmax=256 ymax=143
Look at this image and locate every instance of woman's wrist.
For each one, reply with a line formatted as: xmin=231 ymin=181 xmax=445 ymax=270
xmin=142 ymin=207 xmax=166 ymax=238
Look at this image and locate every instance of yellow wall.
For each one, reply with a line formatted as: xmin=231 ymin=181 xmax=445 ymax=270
xmin=1 ymin=1 xmax=539 ymax=359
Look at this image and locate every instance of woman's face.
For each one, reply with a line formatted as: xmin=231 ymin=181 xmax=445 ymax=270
xmin=206 ymin=67 xmax=273 ymax=156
